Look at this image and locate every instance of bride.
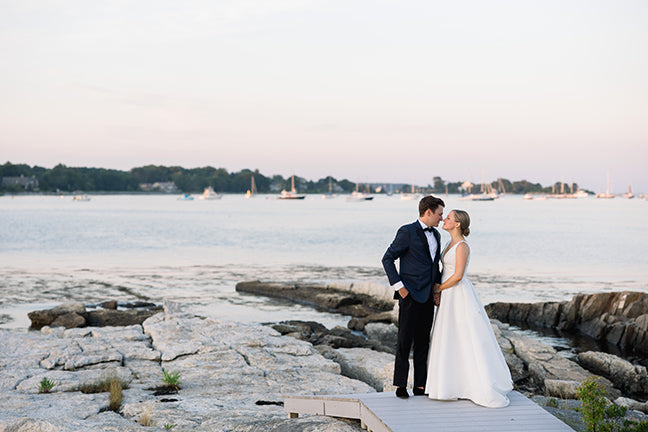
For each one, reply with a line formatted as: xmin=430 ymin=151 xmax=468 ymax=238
xmin=425 ymin=210 xmax=513 ymax=408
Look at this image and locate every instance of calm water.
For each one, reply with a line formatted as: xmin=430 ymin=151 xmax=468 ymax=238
xmin=1 ymin=193 xmax=647 ymax=334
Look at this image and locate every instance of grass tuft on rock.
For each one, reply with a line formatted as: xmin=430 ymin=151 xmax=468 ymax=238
xmin=108 ymin=377 xmax=123 ymax=412
xmin=78 ymin=375 xmax=130 ymax=394
xmin=139 ymin=402 xmax=154 ymax=427
xmin=38 ymin=377 xmax=55 ymax=393
xmin=161 ymin=370 xmax=182 ymax=391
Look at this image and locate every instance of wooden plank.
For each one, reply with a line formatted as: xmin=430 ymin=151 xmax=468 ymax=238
xmin=360 ymin=392 xmax=573 ymax=432
xmin=284 ymin=391 xmax=574 ymax=432
xmin=323 ymin=399 xmax=362 ymax=418
xmin=360 ymin=403 xmax=392 ymax=432
xmin=283 ymin=397 xmax=324 ymax=416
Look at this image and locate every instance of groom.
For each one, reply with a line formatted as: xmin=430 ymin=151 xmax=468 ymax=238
xmin=382 ymin=195 xmax=444 ymax=399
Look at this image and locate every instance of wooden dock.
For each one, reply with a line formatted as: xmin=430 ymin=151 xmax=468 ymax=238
xmin=284 ymin=391 xmax=574 ymax=432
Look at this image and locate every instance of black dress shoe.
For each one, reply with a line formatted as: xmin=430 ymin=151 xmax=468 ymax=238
xmin=395 ymin=387 xmax=409 ymax=399
xmin=413 ymin=387 xmax=428 ymax=396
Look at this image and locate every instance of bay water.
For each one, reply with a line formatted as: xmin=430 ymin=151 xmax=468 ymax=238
xmin=1 ymin=194 xmax=647 ymax=341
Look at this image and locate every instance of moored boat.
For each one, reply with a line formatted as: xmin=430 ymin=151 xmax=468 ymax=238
xmin=199 ymin=186 xmax=222 ymax=200
xmin=278 ymin=175 xmax=306 ymax=200
xmin=459 ymin=193 xmax=494 ymax=201
xmin=245 ymin=176 xmax=257 ymax=198
xmin=596 ymin=173 xmax=616 ymax=199
xmin=621 ymin=185 xmax=635 ymax=199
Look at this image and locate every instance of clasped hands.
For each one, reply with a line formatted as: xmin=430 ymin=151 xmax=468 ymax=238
xmin=398 ymin=284 xmax=441 ymax=307
xmin=433 ymin=284 xmax=441 ymax=306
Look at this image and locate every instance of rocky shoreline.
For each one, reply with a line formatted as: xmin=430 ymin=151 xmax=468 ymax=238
xmin=1 ymin=302 xmax=374 ymax=431
xmin=238 ymin=282 xmax=648 ymax=429
xmin=3 ymin=285 xmax=648 ymax=431
xmin=485 ymin=292 xmax=648 ymax=357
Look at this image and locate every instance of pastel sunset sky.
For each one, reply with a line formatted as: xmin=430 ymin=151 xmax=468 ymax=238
xmin=1 ymin=0 xmax=646 ymax=193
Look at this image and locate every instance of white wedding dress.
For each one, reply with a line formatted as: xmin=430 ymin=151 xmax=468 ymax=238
xmin=425 ymin=240 xmax=513 ymax=408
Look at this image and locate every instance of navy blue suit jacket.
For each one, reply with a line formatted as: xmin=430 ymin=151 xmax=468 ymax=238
xmin=382 ymin=220 xmax=442 ymax=304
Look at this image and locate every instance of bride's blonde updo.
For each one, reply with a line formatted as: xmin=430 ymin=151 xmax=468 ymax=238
xmin=453 ymin=210 xmax=471 ymax=237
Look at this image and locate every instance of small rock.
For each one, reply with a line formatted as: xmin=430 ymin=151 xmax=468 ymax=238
xmin=614 ymin=397 xmax=648 ymax=414
xmin=50 ymin=312 xmax=86 ymax=329
xmin=100 ymin=300 xmax=118 ymax=309
xmin=364 ymin=322 xmax=398 ymax=353
xmin=544 ymin=380 xmax=580 ymax=399
xmin=87 ymin=308 xmax=161 ymax=327
xmin=163 ymin=299 xmax=182 ymax=315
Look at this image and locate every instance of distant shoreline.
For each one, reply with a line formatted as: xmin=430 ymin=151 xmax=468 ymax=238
xmin=1 ymin=191 xmax=589 ymax=197
xmin=0 ymin=162 xmax=597 ymax=195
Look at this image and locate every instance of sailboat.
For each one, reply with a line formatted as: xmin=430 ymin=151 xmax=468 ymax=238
xmin=486 ymin=183 xmax=500 ymax=200
xmin=386 ymin=184 xmax=394 ymax=197
xmin=346 ymin=183 xmax=374 ymax=201
xmin=400 ymin=184 xmax=419 ymax=200
xmin=621 ymin=184 xmax=635 ymax=199
xmin=245 ymin=176 xmax=257 ymax=198
xmin=199 ymin=186 xmax=222 ymax=200
xmin=459 ymin=174 xmax=495 ymax=201
xmin=547 ymin=182 xmax=576 ymax=199
xmin=322 ymin=177 xmax=336 ymax=199
xmin=497 ymin=178 xmax=507 ymax=196
xmin=278 ymin=175 xmax=306 ymax=200
xmin=596 ymin=173 xmax=616 ymax=199
xmin=459 ymin=182 xmax=495 ymax=201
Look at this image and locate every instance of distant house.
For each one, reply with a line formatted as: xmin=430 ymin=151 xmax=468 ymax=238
xmin=2 ymin=175 xmax=39 ymax=190
xmin=139 ymin=181 xmax=179 ymax=193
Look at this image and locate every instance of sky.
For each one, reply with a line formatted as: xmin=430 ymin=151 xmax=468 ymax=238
xmin=1 ymin=0 xmax=646 ymax=193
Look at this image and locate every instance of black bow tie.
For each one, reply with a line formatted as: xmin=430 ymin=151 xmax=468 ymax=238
xmin=423 ymin=227 xmax=435 ymax=232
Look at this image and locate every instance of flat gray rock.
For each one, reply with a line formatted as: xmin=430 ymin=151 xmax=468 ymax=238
xmin=0 ymin=312 xmax=374 ymax=431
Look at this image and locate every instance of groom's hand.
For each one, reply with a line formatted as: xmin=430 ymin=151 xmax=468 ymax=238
xmin=398 ymin=287 xmax=409 ymax=299
xmin=433 ymin=284 xmax=441 ymax=306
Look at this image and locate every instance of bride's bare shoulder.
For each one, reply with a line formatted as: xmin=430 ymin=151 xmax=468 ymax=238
xmin=456 ymin=241 xmax=470 ymax=254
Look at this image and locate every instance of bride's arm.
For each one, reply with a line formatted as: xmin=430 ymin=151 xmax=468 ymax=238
xmin=438 ymin=243 xmax=470 ymax=291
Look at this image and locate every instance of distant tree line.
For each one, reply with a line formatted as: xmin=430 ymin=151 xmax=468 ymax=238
xmin=0 ymin=162 xmax=358 ymax=194
xmin=425 ymin=176 xmax=584 ymax=195
xmin=0 ymin=162 xmax=584 ymax=195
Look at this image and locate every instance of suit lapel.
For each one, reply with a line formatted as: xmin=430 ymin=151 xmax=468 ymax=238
xmin=415 ymin=221 xmax=433 ymax=261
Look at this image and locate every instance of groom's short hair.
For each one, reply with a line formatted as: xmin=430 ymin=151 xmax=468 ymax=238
xmin=419 ymin=195 xmax=445 ymax=216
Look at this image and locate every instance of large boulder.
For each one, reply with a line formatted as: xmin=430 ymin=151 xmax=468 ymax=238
xmin=235 ymin=280 xmax=393 ymax=318
xmin=28 ymin=303 xmax=88 ymax=330
xmin=27 ymin=302 xmax=163 ymax=330
xmin=86 ymin=308 xmax=161 ymax=327
xmin=319 ymin=346 xmax=402 ymax=392
xmin=268 ymin=320 xmax=393 ymax=353
xmin=491 ymin=321 xmax=528 ymax=382
xmin=544 ymin=380 xmax=580 ymax=399
xmin=364 ymin=322 xmax=398 ymax=354
xmin=577 ymin=351 xmax=648 ymax=397
xmin=614 ymin=397 xmax=648 ymax=414
xmin=50 ymin=312 xmax=86 ymax=329
xmin=492 ymin=320 xmax=619 ymax=398
xmin=485 ymin=292 xmax=648 ymax=355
